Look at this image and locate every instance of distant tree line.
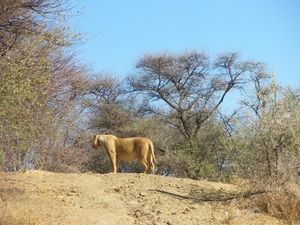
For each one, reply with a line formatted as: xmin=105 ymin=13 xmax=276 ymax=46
xmin=1 ymin=0 xmax=299 ymax=184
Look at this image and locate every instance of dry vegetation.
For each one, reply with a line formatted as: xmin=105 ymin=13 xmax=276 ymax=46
xmin=249 ymin=184 xmax=300 ymax=224
xmin=1 ymin=180 xmax=68 ymax=224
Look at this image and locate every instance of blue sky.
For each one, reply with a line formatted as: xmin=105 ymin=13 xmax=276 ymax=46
xmin=71 ymin=0 xmax=300 ymax=88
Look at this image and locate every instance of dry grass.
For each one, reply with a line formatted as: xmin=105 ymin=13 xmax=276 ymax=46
xmin=254 ymin=190 xmax=300 ymax=224
xmin=0 ymin=179 xmax=68 ymax=225
xmin=229 ymin=182 xmax=300 ymax=225
xmin=1 ymin=202 xmax=44 ymax=225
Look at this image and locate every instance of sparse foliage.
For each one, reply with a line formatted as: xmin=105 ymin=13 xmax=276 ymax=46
xmin=0 ymin=0 xmax=90 ymax=171
xmin=127 ymin=50 xmax=266 ymax=141
xmin=229 ymin=80 xmax=300 ymax=181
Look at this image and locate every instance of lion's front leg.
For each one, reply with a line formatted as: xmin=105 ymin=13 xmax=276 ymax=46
xmin=116 ymin=159 xmax=120 ymax=172
xmin=107 ymin=151 xmax=117 ymax=173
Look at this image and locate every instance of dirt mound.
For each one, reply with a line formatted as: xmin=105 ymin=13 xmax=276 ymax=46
xmin=1 ymin=171 xmax=283 ymax=225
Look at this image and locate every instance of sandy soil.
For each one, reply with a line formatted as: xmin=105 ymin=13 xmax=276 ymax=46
xmin=0 ymin=171 xmax=283 ymax=225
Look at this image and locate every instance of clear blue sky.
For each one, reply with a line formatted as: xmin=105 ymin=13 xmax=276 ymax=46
xmin=71 ymin=0 xmax=300 ymax=87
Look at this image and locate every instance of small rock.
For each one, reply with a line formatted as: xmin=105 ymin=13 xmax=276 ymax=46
xmin=183 ymin=207 xmax=190 ymax=214
xmin=138 ymin=198 xmax=144 ymax=203
xmin=73 ymin=202 xmax=80 ymax=207
xmin=189 ymin=205 xmax=195 ymax=210
xmin=155 ymin=200 xmax=162 ymax=205
xmin=166 ymin=220 xmax=172 ymax=225
xmin=135 ymin=210 xmax=142 ymax=218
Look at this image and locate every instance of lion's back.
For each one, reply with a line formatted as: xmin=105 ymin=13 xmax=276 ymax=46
xmin=115 ymin=137 xmax=151 ymax=151
xmin=132 ymin=137 xmax=151 ymax=144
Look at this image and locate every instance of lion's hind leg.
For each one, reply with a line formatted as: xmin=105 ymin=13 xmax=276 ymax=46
xmin=149 ymin=160 xmax=155 ymax=174
xmin=147 ymin=153 xmax=155 ymax=174
xmin=138 ymin=157 xmax=149 ymax=174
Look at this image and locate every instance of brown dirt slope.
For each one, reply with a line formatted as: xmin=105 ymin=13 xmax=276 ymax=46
xmin=0 ymin=171 xmax=283 ymax=225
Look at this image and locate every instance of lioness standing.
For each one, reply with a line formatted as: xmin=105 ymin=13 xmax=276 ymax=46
xmin=92 ymin=134 xmax=157 ymax=174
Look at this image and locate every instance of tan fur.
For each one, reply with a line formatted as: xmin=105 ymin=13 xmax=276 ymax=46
xmin=92 ymin=134 xmax=157 ymax=174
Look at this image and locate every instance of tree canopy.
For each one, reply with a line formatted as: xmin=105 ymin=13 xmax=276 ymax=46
xmin=127 ymin=50 xmax=266 ymax=139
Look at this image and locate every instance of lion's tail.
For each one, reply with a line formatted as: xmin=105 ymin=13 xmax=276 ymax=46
xmin=149 ymin=141 xmax=157 ymax=164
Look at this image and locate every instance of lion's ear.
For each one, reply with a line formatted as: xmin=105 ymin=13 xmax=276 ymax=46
xmin=93 ymin=134 xmax=97 ymax=139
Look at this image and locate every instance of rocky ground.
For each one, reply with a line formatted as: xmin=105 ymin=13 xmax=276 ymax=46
xmin=0 ymin=171 xmax=284 ymax=225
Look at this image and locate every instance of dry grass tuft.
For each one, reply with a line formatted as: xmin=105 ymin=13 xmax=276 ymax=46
xmin=1 ymin=187 xmax=41 ymax=225
xmin=232 ymin=182 xmax=300 ymax=225
xmin=1 ymin=203 xmax=43 ymax=225
xmin=255 ymin=191 xmax=300 ymax=224
xmin=0 ymin=179 xmax=68 ymax=225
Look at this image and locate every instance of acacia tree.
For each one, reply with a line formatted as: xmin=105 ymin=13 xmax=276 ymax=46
xmin=127 ymin=49 xmax=266 ymax=140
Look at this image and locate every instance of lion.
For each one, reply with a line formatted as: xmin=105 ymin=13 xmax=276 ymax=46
xmin=92 ymin=134 xmax=157 ymax=174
